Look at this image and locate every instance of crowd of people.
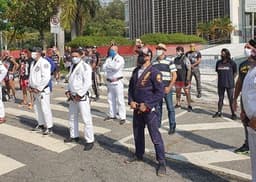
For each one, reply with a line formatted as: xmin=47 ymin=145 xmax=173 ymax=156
xmin=0 ymin=39 xmax=256 ymax=179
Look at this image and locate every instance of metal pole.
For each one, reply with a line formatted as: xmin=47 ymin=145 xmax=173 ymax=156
xmin=252 ymin=12 xmax=255 ymax=39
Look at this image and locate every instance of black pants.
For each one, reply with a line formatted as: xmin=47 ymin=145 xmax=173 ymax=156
xmin=191 ymin=67 xmax=201 ymax=94
xmin=92 ymin=71 xmax=99 ymax=98
xmin=217 ymin=87 xmax=235 ymax=115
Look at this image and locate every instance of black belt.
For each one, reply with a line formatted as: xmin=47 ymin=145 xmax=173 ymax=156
xmin=106 ymin=77 xmax=123 ymax=82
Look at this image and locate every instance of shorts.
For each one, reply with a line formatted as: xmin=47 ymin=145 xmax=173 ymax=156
xmin=20 ymin=79 xmax=29 ymax=89
xmin=175 ymin=81 xmax=191 ymax=89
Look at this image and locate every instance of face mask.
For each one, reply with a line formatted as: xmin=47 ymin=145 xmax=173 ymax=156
xmin=20 ymin=55 xmax=26 ymax=60
xmin=31 ymin=52 xmax=37 ymax=59
xmin=156 ymin=50 xmax=164 ymax=57
xmin=108 ymin=50 xmax=116 ymax=58
xmin=244 ymin=48 xmax=252 ymax=57
xmin=72 ymin=57 xmax=81 ymax=64
xmin=137 ymin=56 xmax=146 ymax=65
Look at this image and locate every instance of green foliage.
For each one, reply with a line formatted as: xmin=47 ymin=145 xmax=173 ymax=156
xmin=140 ymin=33 xmax=206 ymax=45
xmin=105 ymin=0 xmax=125 ymax=20
xmin=67 ymin=36 xmax=133 ymax=47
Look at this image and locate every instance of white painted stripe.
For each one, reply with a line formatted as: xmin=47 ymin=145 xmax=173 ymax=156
xmin=177 ymin=121 xmax=242 ymax=131
xmin=5 ymin=108 xmax=110 ymax=135
xmin=0 ymin=154 xmax=25 ymax=176
xmin=0 ymin=123 xmax=76 ymax=153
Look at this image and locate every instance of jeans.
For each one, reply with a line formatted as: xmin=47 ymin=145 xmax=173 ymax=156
xmin=158 ymin=90 xmax=176 ymax=129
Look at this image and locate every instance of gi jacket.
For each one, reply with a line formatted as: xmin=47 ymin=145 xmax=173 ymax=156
xmin=29 ymin=57 xmax=51 ymax=93
xmin=0 ymin=61 xmax=7 ymax=82
xmin=128 ymin=65 xmax=164 ymax=110
xmin=68 ymin=61 xmax=92 ymax=97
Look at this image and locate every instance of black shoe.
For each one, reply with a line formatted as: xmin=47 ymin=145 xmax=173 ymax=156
xmin=168 ymin=128 xmax=176 ymax=135
xmin=104 ymin=116 xmax=116 ymax=121
xmin=84 ymin=142 xmax=94 ymax=151
xmin=175 ymin=104 xmax=181 ymax=109
xmin=231 ymin=114 xmax=237 ymax=120
xmin=32 ymin=125 xmax=45 ymax=132
xmin=234 ymin=143 xmax=249 ymax=154
xmin=94 ymin=96 xmax=99 ymax=101
xmin=43 ymin=127 xmax=53 ymax=135
xmin=197 ymin=93 xmax=201 ymax=98
xmin=212 ymin=112 xmax=222 ymax=118
xmin=188 ymin=105 xmax=192 ymax=112
xmin=157 ymin=163 xmax=166 ymax=176
xmin=64 ymin=137 xmax=79 ymax=143
xmin=119 ymin=119 xmax=125 ymax=125
xmin=124 ymin=155 xmax=143 ymax=164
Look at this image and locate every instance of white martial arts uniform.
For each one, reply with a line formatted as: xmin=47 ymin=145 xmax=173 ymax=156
xmin=67 ymin=61 xmax=94 ymax=143
xmin=242 ymin=66 xmax=256 ymax=182
xmin=102 ymin=54 xmax=126 ymax=120
xmin=0 ymin=61 xmax=7 ymax=118
xmin=29 ymin=57 xmax=53 ymax=129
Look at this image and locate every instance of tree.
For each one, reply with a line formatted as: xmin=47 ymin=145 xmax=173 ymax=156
xmin=60 ymin=0 xmax=100 ymax=40
xmin=5 ymin=0 xmax=60 ymax=48
xmin=105 ymin=0 xmax=124 ymax=20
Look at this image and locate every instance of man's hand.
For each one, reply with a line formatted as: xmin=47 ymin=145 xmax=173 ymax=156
xmin=130 ymin=101 xmax=138 ymax=109
xmin=139 ymin=103 xmax=148 ymax=112
xmin=65 ymin=91 xmax=71 ymax=98
xmin=249 ymin=117 xmax=256 ymax=130
xmin=164 ymin=86 xmax=172 ymax=94
xmin=74 ymin=95 xmax=82 ymax=102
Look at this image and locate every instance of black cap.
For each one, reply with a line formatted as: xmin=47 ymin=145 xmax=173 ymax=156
xmin=30 ymin=47 xmax=43 ymax=53
xmin=249 ymin=39 xmax=256 ymax=48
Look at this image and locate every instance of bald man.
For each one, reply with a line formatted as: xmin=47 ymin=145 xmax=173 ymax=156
xmin=102 ymin=45 xmax=126 ymax=125
xmin=185 ymin=43 xmax=202 ymax=98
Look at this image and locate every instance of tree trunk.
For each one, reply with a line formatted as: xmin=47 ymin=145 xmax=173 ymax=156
xmin=71 ymin=20 xmax=77 ymax=40
xmin=39 ymin=30 xmax=47 ymax=49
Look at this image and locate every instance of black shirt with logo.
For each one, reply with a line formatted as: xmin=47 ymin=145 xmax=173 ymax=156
xmin=215 ymin=59 xmax=237 ymax=88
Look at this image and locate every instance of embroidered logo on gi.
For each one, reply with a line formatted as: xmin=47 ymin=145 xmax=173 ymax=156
xmin=141 ymin=72 xmax=151 ymax=86
xmin=241 ymin=65 xmax=250 ymax=73
xmin=156 ymin=74 xmax=162 ymax=82
xmin=35 ymin=66 xmax=40 ymax=72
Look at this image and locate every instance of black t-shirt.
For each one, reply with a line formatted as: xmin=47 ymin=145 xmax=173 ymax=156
xmin=238 ymin=60 xmax=250 ymax=83
xmin=215 ymin=59 xmax=237 ymax=88
xmin=185 ymin=51 xmax=201 ymax=66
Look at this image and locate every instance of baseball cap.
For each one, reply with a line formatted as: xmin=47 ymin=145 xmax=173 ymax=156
xmin=156 ymin=43 xmax=167 ymax=51
xmin=136 ymin=47 xmax=152 ymax=57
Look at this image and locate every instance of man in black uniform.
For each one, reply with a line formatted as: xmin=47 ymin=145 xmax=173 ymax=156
xmin=126 ymin=47 xmax=166 ymax=176
xmin=233 ymin=39 xmax=256 ymax=154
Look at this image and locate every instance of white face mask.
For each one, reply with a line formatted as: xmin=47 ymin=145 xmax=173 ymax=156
xmin=176 ymin=51 xmax=182 ymax=56
xmin=156 ymin=50 xmax=164 ymax=57
xmin=244 ymin=48 xmax=252 ymax=57
xmin=72 ymin=57 xmax=81 ymax=64
xmin=31 ymin=52 xmax=37 ymax=59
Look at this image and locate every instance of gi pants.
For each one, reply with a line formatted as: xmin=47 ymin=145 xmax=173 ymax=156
xmin=68 ymin=97 xmax=94 ymax=143
xmin=107 ymin=80 xmax=126 ymax=120
xmin=34 ymin=89 xmax=53 ymax=128
xmin=248 ymin=127 xmax=256 ymax=182
xmin=0 ymin=85 xmax=5 ymax=118
xmin=133 ymin=110 xmax=165 ymax=164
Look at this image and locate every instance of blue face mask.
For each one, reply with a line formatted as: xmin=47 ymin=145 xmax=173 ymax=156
xmin=108 ymin=50 xmax=116 ymax=58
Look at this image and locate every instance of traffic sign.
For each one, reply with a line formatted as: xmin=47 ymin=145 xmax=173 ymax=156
xmin=50 ymin=15 xmax=60 ymax=34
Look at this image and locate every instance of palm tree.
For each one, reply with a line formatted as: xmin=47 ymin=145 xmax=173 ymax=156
xmin=60 ymin=0 xmax=100 ymax=40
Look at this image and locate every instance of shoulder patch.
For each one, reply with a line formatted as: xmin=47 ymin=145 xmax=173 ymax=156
xmin=156 ymin=73 xmax=162 ymax=83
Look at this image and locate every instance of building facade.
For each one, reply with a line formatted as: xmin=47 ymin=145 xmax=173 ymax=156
xmin=126 ymin=0 xmax=253 ymax=43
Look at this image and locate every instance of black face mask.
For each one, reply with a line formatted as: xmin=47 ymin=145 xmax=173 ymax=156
xmin=137 ymin=56 xmax=146 ymax=65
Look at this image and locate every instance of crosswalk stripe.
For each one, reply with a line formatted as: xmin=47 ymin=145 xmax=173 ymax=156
xmin=0 ymin=123 xmax=76 ymax=153
xmin=0 ymin=154 xmax=25 ymax=176
xmin=5 ymin=108 xmax=110 ymax=135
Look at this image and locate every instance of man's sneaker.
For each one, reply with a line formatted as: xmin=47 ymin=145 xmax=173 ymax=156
xmin=104 ymin=116 xmax=116 ymax=121
xmin=43 ymin=127 xmax=53 ymax=135
xmin=84 ymin=142 xmax=94 ymax=151
xmin=64 ymin=137 xmax=79 ymax=143
xmin=231 ymin=114 xmax=237 ymax=120
xmin=157 ymin=163 xmax=166 ymax=176
xmin=32 ymin=125 xmax=45 ymax=132
xmin=168 ymin=127 xmax=176 ymax=135
xmin=124 ymin=155 xmax=143 ymax=164
xmin=119 ymin=119 xmax=125 ymax=125
xmin=197 ymin=92 xmax=201 ymax=98
xmin=234 ymin=144 xmax=249 ymax=154
xmin=188 ymin=105 xmax=192 ymax=112
xmin=175 ymin=104 xmax=181 ymax=109
xmin=212 ymin=112 xmax=222 ymax=118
